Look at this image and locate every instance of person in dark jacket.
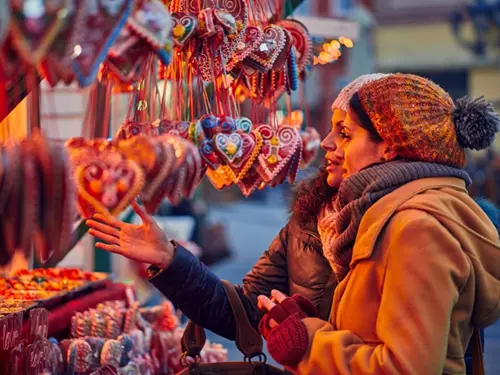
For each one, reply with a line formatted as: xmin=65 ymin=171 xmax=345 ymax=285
xmin=85 ymin=74 xmax=391 ymax=340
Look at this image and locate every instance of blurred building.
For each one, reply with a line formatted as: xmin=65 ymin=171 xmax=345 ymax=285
xmin=372 ymin=0 xmax=500 ymax=149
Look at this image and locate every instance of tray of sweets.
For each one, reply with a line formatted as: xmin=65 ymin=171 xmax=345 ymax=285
xmin=0 ymin=298 xmax=38 ymax=318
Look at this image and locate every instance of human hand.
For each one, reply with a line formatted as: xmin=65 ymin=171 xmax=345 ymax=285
xmin=257 ymin=290 xmax=317 ymax=338
xmin=86 ymin=201 xmax=175 ymax=269
xmin=257 ymin=291 xmax=317 ymax=368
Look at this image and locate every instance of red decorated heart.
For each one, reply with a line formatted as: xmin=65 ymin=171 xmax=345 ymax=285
xmin=75 ymin=151 xmax=145 ymax=218
xmin=72 ymin=0 xmax=134 ymax=87
xmin=171 ymin=12 xmax=199 ymax=48
xmin=246 ymin=25 xmax=286 ymax=72
xmin=40 ymin=0 xmax=86 ymax=87
xmin=199 ymin=139 xmax=220 ymax=170
xmin=116 ymin=120 xmax=160 ymax=140
xmin=256 ymin=124 xmax=300 ymax=183
xmin=106 ymin=39 xmax=150 ymax=84
xmin=277 ymin=19 xmax=312 ymax=73
xmin=300 ymin=126 xmax=321 ymax=168
xmin=139 ymin=140 xmax=176 ymax=214
xmin=127 ymin=0 xmax=172 ymax=49
xmin=237 ymin=166 xmax=262 ymax=197
xmin=158 ymin=120 xmax=190 ymax=139
xmin=227 ymin=26 xmax=264 ymax=72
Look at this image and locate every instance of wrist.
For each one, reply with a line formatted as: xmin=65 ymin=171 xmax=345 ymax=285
xmin=154 ymin=240 xmax=177 ymax=269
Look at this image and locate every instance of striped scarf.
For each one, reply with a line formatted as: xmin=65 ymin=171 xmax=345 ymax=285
xmin=319 ymin=160 xmax=471 ymax=282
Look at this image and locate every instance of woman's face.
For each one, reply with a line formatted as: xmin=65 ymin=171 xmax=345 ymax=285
xmin=321 ymin=108 xmax=346 ymax=188
xmin=336 ymin=109 xmax=393 ymax=178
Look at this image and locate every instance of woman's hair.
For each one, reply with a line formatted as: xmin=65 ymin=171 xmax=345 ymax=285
xmin=349 ymin=92 xmax=383 ymax=143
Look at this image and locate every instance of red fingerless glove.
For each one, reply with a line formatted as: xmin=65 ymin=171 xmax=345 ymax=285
xmin=258 ymin=294 xmax=317 ymax=367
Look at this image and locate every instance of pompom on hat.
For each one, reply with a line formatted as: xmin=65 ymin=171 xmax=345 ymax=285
xmin=331 ymin=73 xmax=389 ymax=112
xmin=355 ymin=73 xmax=500 ymax=168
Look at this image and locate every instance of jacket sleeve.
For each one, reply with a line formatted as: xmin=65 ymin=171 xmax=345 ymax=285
xmin=149 ymin=223 xmax=291 ymax=340
xmin=292 ymin=209 xmax=470 ymax=375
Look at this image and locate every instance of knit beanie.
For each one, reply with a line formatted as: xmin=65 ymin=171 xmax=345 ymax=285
xmin=356 ymin=73 xmax=500 ymax=168
xmin=331 ymin=73 xmax=389 ymax=112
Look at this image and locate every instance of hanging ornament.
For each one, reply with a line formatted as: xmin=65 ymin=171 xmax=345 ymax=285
xmin=72 ymin=0 xmax=134 ymax=87
xmin=9 ymin=0 xmax=71 ymax=64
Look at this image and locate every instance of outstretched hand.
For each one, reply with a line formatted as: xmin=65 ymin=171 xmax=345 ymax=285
xmin=86 ymin=201 xmax=175 ymax=269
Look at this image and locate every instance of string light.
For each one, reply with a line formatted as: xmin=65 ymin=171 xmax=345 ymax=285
xmin=313 ymin=37 xmax=354 ymax=65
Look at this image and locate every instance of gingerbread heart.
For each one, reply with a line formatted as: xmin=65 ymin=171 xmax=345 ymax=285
xmin=40 ymin=0 xmax=86 ymax=87
xmin=199 ymin=114 xmax=219 ymax=139
xmin=9 ymin=0 xmax=70 ymax=64
xmin=75 ymin=153 xmax=145 ymax=218
xmin=213 ymin=8 xmax=237 ymax=34
xmin=171 ymin=12 xmax=198 ymax=48
xmin=217 ymin=115 xmax=237 ymax=134
xmin=236 ymin=166 xmax=262 ymax=197
xmin=199 ymin=139 xmax=220 ymax=170
xmin=127 ymin=0 xmax=172 ymax=49
xmin=231 ymin=130 xmax=263 ymax=182
xmin=278 ymin=19 xmax=313 ymax=73
xmin=72 ymin=0 xmax=134 ymax=87
xmin=228 ymin=26 xmax=264 ymax=72
xmin=300 ymin=126 xmax=321 ymax=168
xmin=235 ymin=117 xmax=253 ymax=133
xmin=106 ymin=40 xmax=150 ymax=84
xmin=116 ymin=120 xmax=160 ymax=140
xmin=139 ymin=141 xmax=176 ymax=214
xmin=256 ymin=124 xmax=300 ymax=183
xmin=214 ymin=133 xmax=243 ymax=164
xmin=158 ymin=120 xmax=190 ymax=139
xmin=247 ymin=25 xmax=286 ymax=72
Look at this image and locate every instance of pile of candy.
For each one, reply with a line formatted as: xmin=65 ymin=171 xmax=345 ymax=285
xmin=0 ymin=268 xmax=108 ymax=303
xmin=56 ymin=300 xmax=227 ymax=374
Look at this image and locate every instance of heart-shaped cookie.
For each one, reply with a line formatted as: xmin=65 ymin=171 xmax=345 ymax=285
xmin=247 ymin=25 xmax=286 ymax=72
xmin=300 ymin=126 xmax=321 ymax=168
xmin=158 ymin=120 xmax=190 ymax=139
xmin=139 ymin=141 xmax=175 ymax=214
xmin=214 ymin=133 xmax=243 ymax=164
xmin=72 ymin=0 xmax=134 ymax=87
xmin=227 ymin=26 xmax=263 ymax=72
xmin=116 ymin=120 xmax=160 ymax=140
xmin=75 ymin=153 xmax=145 ymax=218
xmin=278 ymin=19 xmax=313 ymax=73
xmin=199 ymin=139 xmax=220 ymax=170
xmin=199 ymin=114 xmax=219 ymax=139
xmin=9 ymin=0 xmax=70 ymax=64
xmin=127 ymin=0 xmax=172 ymax=49
xmin=235 ymin=117 xmax=253 ymax=134
xmin=40 ymin=0 xmax=86 ymax=87
xmin=230 ymin=130 xmax=263 ymax=182
xmin=217 ymin=115 xmax=237 ymax=134
xmin=236 ymin=166 xmax=262 ymax=197
xmin=256 ymin=124 xmax=300 ymax=183
xmin=171 ymin=12 xmax=199 ymax=48
xmin=106 ymin=40 xmax=150 ymax=84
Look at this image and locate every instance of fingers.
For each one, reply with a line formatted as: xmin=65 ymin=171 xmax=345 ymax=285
xmin=86 ymin=220 xmax=120 ymax=238
xmin=271 ymin=290 xmax=288 ymax=304
xmin=95 ymin=242 xmax=123 ymax=254
xmin=258 ymin=295 xmax=276 ymax=312
xmin=92 ymin=213 xmax=123 ymax=230
xmin=132 ymin=201 xmax=153 ymax=225
xmin=88 ymin=229 xmax=120 ymax=245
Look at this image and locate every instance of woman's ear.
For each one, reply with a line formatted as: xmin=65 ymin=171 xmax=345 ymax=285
xmin=380 ymin=144 xmax=397 ymax=162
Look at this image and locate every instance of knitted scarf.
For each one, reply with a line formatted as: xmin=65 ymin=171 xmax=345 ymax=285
xmin=318 ymin=160 xmax=471 ymax=282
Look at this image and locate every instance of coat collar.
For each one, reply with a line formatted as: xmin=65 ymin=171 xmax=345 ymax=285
xmin=351 ymin=177 xmax=468 ymax=266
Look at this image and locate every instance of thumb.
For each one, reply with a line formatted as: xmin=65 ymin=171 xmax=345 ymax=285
xmin=132 ymin=201 xmax=154 ymax=225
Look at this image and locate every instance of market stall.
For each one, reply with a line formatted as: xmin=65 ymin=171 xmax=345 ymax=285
xmin=0 ymin=0 xmax=354 ymax=372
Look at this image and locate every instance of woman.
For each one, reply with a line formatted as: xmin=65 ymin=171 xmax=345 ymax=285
xmin=86 ymin=74 xmax=388 ymax=339
xmin=257 ymin=73 xmax=500 ymax=374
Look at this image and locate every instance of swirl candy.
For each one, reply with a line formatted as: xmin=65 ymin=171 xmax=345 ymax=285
xmin=235 ymin=117 xmax=253 ymax=134
xmin=118 ymin=334 xmax=134 ymax=367
xmin=130 ymin=329 xmax=145 ymax=356
xmin=85 ymin=337 xmax=106 ymax=370
xmin=91 ymin=312 xmax=106 ymax=338
xmin=67 ymin=339 xmax=92 ymax=374
xmin=101 ymin=339 xmax=124 ymax=368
